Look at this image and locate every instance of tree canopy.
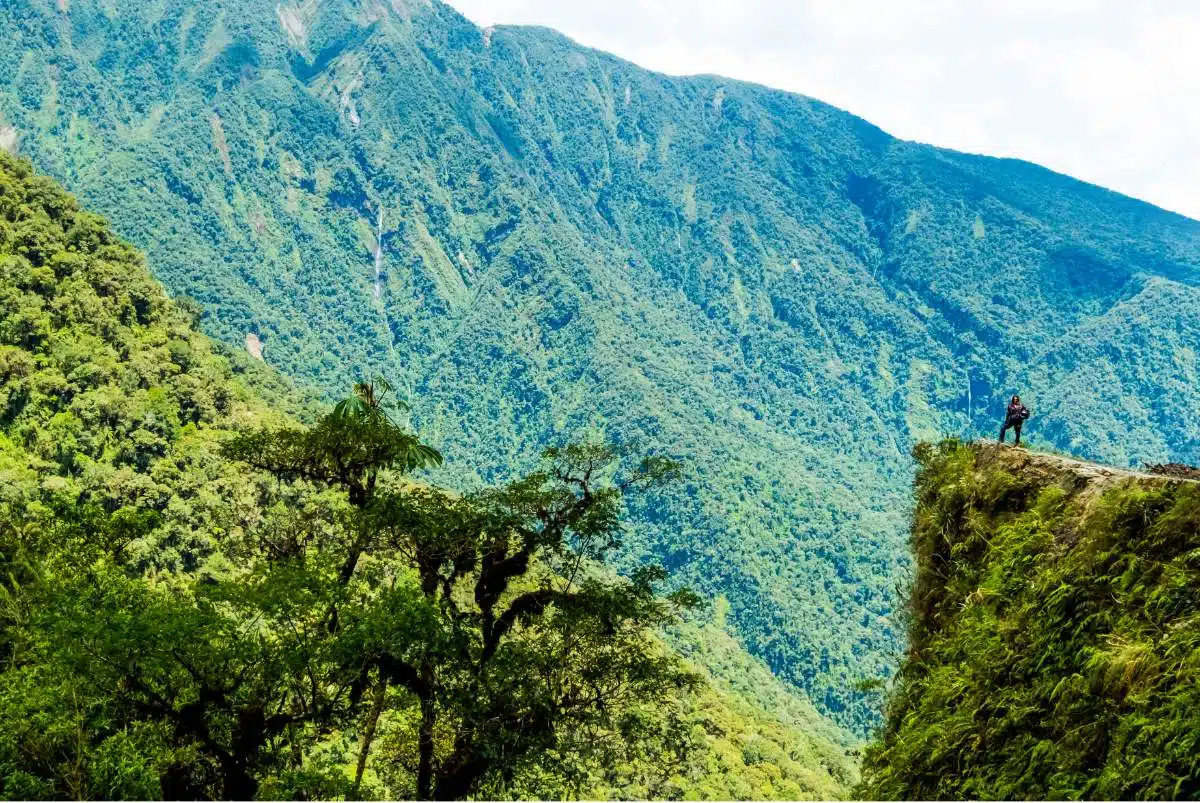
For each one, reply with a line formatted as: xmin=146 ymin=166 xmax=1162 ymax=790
xmin=0 ymin=151 xmax=858 ymax=799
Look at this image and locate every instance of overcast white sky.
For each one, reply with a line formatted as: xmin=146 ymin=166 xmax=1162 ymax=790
xmin=448 ymin=0 xmax=1200 ymax=220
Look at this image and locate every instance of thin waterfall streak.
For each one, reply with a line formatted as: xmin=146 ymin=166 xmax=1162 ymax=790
xmin=373 ymin=206 xmax=384 ymax=300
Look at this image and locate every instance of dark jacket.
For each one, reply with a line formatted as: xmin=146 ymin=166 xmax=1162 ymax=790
xmin=1005 ymin=402 xmax=1030 ymax=424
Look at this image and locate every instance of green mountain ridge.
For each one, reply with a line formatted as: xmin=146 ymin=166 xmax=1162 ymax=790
xmin=4 ymin=0 xmax=1200 ymax=733
xmin=0 ymin=150 xmax=857 ymax=799
xmin=860 ymin=441 xmax=1200 ymax=799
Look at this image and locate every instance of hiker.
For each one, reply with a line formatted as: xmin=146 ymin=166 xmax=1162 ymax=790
xmin=998 ymin=395 xmax=1030 ymax=446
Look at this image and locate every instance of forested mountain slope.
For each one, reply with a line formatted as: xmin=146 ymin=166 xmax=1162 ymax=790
xmin=4 ymin=0 xmax=1200 ymax=731
xmin=0 ymin=151 xmax=858 ymax=799
xmin=860 ymin=442 xmax=1200 ymax=799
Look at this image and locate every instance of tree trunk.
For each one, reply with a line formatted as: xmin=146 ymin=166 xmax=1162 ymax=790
xmin=353 ymin=677 xmax=389 ymax=796
xmin=431 ymin=754 xmax=489 ymax=801
xmin=416 ymin=666 xmax=436 ymax=800
xmin=221 ymin=758 xmax=258 ymax=801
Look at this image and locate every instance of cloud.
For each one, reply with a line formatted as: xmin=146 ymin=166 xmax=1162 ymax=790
xmin=447 ymin=0 xmax=1200 ymax=220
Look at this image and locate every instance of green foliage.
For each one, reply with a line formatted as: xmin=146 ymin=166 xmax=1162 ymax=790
xmin=0 ymin=149 xmax=308 ymax=575
xmin=859 ymin=441 xmax=1200 ymax=799
xmin=224 ymin=377 xmax=443 ymax=508
xmin=491 ymin=617 xmax=860 ymax=800
xmin=223 ymin=408 xmax=701 ymax=799
xmin=0 ymin=154 xmax=855 ymax=799
xmin=7 ymin=0 xmax=1200 ymax=733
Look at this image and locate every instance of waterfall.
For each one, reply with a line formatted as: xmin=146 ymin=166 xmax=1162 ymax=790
xmin=373 ymin=206 xmax=384 ymax=300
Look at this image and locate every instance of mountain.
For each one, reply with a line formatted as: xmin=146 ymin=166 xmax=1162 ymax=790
xmin=4 ymin=0 xmax=1200 ymax=732
xmin=0 ymin=150 xmax=859 ymax=799
xmin=859 ymin=442 xmax=1200 ymax=799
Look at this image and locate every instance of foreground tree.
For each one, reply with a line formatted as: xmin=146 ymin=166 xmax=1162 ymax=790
xmin=0 ymin=380 xmax=695 ymax=799
xmin=222 ymin=379 xmax=698 ymax=798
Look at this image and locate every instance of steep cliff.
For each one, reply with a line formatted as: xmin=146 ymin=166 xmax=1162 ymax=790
xmin=860 ymin=441 xmax=1200 ymax=799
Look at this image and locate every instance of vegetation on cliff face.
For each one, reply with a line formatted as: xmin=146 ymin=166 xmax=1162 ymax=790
xmin=859 ymin=441 xmax=1200 ymax=800
xmin=6 ymin=0 xmax=1200 ymax=732
xmin=0 ymin=153 xmax=859 ymax=799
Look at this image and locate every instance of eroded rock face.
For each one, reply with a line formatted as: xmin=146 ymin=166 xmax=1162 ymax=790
xmin=245 ymin=332 xmax=265 ymax=361
xmin=276 ymin=3 xmax=308 ymax=49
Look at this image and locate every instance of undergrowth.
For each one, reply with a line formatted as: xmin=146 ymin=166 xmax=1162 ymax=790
xmin=859 ymin=440 xmax=1200 ymax=800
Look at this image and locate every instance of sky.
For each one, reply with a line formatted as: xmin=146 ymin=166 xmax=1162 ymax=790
xmin=447 ymin=0 xmax=1200 ymax=220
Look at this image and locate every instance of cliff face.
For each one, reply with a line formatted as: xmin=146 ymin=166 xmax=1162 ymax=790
xmin=860 ymin=441 xmax=1200 ymax=800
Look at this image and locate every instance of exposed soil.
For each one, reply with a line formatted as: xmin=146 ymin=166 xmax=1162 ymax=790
xmin=974 ymin=442 xmax=1200 ymax=486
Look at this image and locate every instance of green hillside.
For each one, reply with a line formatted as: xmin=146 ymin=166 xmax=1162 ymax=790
xmin=4 ymin=0 xmax=1200 ymax=732
xmin=860 ymin=442 xmax=1200 ymax=799
xmin=0 ymin=150 xmax=858 ymax=799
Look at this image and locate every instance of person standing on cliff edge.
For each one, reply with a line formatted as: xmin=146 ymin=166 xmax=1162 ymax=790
xmin=998 ymin=395 xmax=1030 ymax=446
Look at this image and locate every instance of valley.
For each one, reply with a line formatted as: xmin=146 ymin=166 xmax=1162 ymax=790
xmin=3 ymin=0 xmax=1200 ymax=745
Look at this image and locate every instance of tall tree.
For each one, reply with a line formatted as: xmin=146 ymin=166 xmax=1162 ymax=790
xmin=221 ymin=380 xmax=698 ymax=799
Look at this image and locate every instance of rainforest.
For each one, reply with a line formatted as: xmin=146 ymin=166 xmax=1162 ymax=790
xmin=2 ymin=0 xmax=1200 ymax=798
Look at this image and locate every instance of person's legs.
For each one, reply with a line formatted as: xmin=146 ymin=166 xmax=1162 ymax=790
xmin=1013 ymin=421 xmax=1023 ymax=446
xmin=999 ymin=421 xmax=1009 ymax=443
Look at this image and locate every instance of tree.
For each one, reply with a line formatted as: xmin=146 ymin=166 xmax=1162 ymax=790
xmin=0 ymin=378 xmax=695 ymax=800
xmin=220 ymin=379 xmax=698 ymax=799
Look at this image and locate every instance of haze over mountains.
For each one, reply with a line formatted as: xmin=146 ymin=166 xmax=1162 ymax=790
xmin=4 ymin=0 xmax=1200 ymax=734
